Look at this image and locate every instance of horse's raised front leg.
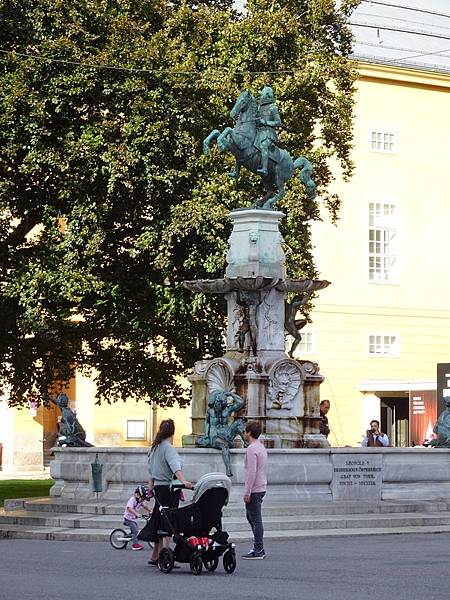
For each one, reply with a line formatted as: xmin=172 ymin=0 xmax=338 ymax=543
xmin=203 ymin=129 xmax=221 ymax=155
xmin=216 ymin=127 xmax=240 ymax=179
xmin=216 ymin=127 xmax=233 ymax=152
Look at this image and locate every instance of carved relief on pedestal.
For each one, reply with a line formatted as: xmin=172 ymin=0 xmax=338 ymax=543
xmin=226 ymin=232 xmax=236 ymax=267
xmin=248 ymin=230 xmax=259 ymax=264
xmin=266 ymin=360 xmax=303 ymax=413
xmin=205 ymin=358 xmax=236 ymax=395
xmin=258 ymin=288 xmax=285 ymax=351
xmin=193 ymin=359 xmax=209 ymax=376
xmin=298 ymin=360 xmax=319 ymax=376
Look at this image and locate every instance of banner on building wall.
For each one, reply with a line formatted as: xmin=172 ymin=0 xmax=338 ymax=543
xmin=437 ymin=363 xmax=450 ymax=414
xmin=409 ymin=390 xmax=437 ymax=446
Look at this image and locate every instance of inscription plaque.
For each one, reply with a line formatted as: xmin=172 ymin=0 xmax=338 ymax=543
xmin=331 ymin=454 xmax=382 ymax=500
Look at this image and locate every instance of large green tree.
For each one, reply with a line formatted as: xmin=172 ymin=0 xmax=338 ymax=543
xmin=0 ymin=0 xmax=359 ymax=407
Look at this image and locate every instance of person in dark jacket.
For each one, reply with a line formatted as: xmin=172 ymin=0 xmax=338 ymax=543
xmin=319 ymin=399 xmax=330 ymax=438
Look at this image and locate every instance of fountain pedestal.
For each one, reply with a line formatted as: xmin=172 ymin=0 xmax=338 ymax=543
xmin=183 ymin=209 xmax=330 ymax=449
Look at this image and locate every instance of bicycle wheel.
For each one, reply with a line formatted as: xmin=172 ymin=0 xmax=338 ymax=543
xmin=109 ymin=528 xmax=130 ymax=549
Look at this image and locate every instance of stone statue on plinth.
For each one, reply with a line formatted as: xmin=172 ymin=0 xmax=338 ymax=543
xmin=182 ymin=86 xmax=331 ymax=460
xmin=197 ymin=390 xmax=246 ymax=477
xmin=50 ymin=393 xmax=93 ymax=447
xmin=431 ymin=396 xmax=450 ymax=448
xmin=203 ymin=87 xmax=315 ymax=210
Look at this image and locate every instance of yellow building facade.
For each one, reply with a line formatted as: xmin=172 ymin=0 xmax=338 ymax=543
xmin=299 ymin=63 xmax=450 ymax=447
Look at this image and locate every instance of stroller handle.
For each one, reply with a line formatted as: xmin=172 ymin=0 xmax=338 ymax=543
xmin=169 ymin=479 xmax=196 ymax=491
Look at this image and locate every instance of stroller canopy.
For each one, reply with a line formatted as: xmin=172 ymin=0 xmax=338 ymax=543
xmin=192 ymin=472 xmax=232 ymax=505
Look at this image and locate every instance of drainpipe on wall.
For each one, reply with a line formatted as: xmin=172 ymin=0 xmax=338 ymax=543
xmin=149 ymin=401 xmax=158 ymax=444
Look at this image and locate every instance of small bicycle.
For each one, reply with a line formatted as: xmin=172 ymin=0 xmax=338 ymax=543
xmin=109 ymin=515 xmax=153 ymax=550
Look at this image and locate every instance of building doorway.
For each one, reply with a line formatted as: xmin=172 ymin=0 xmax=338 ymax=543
xmin=360 ymin=382 xmax=437 ymax=448
xmin=380 ymin=396 xmax=409 ymax=447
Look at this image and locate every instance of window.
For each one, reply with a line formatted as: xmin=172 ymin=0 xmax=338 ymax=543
xmin=286 ymin=331 xmax=315 ymax=356
xmin=368 ymin=334 xmax=399 ymax=357
xmin=126 ymin=419 xmax=147 ymax=440
xmin=371 ymin=130 xmax=395 ymax=153
xmin=300 ymin=332 xmax=315 ymax=354
xmin=297 ymin=331 xmax=315 ymax=354
xmin=368 ymin=202 xmax=398 ymax=283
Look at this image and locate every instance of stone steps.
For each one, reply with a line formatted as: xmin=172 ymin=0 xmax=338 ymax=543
xmin=3 ymin=507 xmax=450 ymax=532
xmin=3 ymin=496 xmax=450 ymax=541
xmin=9 ymin=497 xmax=450 ymax=516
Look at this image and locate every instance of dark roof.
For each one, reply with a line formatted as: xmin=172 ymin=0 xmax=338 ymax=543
xmin=350 ymin=0 xmax=450 ymax=74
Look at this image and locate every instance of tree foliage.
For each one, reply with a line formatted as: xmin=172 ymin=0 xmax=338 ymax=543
xmin=0 ymin=0 xmax=359 ymax=407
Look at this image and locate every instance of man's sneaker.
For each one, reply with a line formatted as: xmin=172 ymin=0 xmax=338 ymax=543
xmin=131 ymin=543 xmax=144 ymax=551
xmin=241 ymin=550 xmax=265 ymax=560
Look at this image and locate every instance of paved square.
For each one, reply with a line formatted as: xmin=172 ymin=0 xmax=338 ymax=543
xmin=2 ymin=534 xmax=450 ymax=600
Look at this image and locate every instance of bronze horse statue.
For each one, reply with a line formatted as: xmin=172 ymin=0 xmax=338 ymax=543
xmin=203 ymin=90 xmax=316 ymax=210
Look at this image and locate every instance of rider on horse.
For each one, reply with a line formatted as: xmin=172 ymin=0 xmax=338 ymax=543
xmin=255 ymin=86 xmax=282 ymax=176
xmin=202 ymin=86 xmax=316 ymax=209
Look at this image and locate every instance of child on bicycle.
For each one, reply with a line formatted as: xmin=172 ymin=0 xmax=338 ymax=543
xmin=123 ymin=485 xmax=152 ymax=550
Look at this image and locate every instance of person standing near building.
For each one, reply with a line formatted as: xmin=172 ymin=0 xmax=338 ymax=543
xmin=242 ymin=420 xmax=267 ymax=560
xmin=319 ymin=399 xmax=331 ymax=438
xmin=361 ymin=419 xmax=389 ymax=447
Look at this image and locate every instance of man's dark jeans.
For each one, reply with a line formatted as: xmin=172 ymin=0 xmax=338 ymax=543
xmin=246 ymin=491 xmax=265 ymax=553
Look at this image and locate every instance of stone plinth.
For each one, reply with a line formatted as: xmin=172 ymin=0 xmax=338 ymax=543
xmin=226 ymin=209 xmax=286 ymax=279
xmin=50 ymin=447 xmax=450 ymax=504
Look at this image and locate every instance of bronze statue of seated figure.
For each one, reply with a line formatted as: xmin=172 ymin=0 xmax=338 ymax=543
xmin=431 ymin=396 xmax=450 ymax=448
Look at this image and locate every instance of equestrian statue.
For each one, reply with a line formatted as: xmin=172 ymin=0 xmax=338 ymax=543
xmin=203 ymin=86 xmax=316 ymax=210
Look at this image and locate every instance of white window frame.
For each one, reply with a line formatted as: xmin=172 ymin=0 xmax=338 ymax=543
xmin=368 ymin=201 xmax=399 ymax=284
xmin=286 ymin=330 xmax=316 ymax=356
xmin=368 ymin=333 xmax=400 ymax=357
xmin=370 ymin=130 xmax=396 ymax=153
xmin=126 ymin=419 xmax=147 ymax=441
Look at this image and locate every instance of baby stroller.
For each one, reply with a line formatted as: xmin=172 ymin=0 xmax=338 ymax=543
xmin=156 ymin=472 xmax=236 ymax=575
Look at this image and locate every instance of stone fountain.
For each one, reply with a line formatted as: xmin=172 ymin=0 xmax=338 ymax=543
xmin=182 ymin=208 xmax=330 ymax=451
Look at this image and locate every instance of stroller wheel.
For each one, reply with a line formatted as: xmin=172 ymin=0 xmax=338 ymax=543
xmin=158 ymin=547 xmax=175 ymax=573
xmin=203 ymin=556 xmax=219 ymax=572
xmin=109 ymin=529 xmax=129 ymax=550
xmin=223 ymin=549 xmax=236 ymax=574
xmin=190 ymin=551 xmax=203 ymax=576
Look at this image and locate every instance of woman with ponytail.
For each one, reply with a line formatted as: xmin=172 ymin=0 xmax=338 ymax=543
xmin=138 ymin=418 xmax=192 ymax=566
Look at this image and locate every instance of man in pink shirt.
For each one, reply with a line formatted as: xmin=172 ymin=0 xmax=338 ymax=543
xmin=242 ymin=420 xmax=267 ymax=560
